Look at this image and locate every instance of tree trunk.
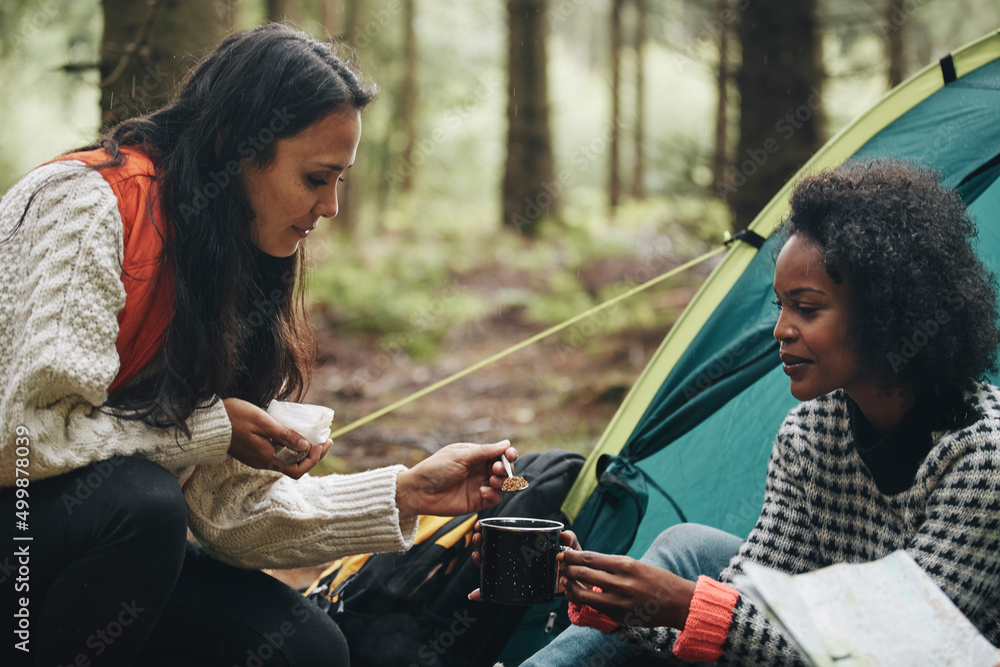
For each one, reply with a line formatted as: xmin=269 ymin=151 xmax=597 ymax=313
xmin=399 ymin=0 xmax=417 ymax=192
xmin=608 ymin=0 xmax=623 ymax=210
xmin=502 ymin=0 xmax=557 ymax=235
xmin=343 ymin=0 xmax=362 ymax=46
xmin=266 ymin=0 xmax=301 ymax=23
xmin=728 ymin=0 xmax=824 ymax=231
xmin=100 ymin=0 xmax=233 ymax=129
xmin=320 ymin=0 xmax=341 ymax=39
xmin=884 ymin=0 xmax=906 ymax=88
xmin=631 ymin=0 xmax=646 ymax=200
xmin=711 ymin=0 xmax=731 ymax=195
xmin=336 ymin=0 xmax=365 ymax=232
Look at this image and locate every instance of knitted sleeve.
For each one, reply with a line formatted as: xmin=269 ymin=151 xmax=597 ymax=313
xmin=0 ymin=162 xmax=231 ymax=487
xmin=184 ymin=456 xmax=420 ymax=569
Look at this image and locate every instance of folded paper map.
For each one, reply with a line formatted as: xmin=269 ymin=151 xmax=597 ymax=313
xmin=735 ymin=550 xmax=1000 ymax=667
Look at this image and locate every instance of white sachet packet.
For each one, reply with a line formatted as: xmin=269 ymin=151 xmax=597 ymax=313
xmin=266 ymin=400 xmax=335 ymax=464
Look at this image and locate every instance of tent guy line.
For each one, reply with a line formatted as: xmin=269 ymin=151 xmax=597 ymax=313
xmin=327 ymin=242 xmax=732 ymax=441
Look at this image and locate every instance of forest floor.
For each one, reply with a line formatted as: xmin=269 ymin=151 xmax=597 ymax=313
xmin=265 ymin=244 xmax=720 ymax=589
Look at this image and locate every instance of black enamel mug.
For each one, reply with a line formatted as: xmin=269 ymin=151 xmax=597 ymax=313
xmin=479 ymin=517 xmax=567 ymax=605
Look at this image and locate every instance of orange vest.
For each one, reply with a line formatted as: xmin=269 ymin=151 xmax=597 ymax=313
xmin=54 ymin=148 xmax=175 ymax=395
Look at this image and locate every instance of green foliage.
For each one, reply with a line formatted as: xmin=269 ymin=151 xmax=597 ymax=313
xmin=307 ymin=230 xmax=491 ymax=359
xmin=522 ymin=271 xmax=594 ymax=325
xmin=512 ymin=195 xmax=725 ymax=349
xmin=305 ymin=192 xmax=724 ymax=365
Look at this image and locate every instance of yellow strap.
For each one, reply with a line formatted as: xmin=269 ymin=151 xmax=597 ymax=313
xmin=434 ymin=515 xmax=478 ymax=547
xmin=300 ymin=514 xmax=480 ymax=598
xmin=329 ymin=244 xmax=727 ymax=440
xmin=302 ymin=552 xmax=371 ymax=597
xmin=415 ymin=514 xmax=462 ymax=542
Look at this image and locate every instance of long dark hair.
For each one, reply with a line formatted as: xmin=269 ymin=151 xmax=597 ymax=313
xmin=89 ymin=24 xmax=376 ymax=433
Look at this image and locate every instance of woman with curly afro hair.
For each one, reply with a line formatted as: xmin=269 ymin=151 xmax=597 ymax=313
xmin=781 ymin=160 xmax=1000 ymax=405
xmin=517 ymin=160 xmax=1000 ymax=666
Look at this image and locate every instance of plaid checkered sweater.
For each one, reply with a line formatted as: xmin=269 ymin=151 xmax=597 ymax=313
xmin=621 ymin=384 xmax=1000 ymax=664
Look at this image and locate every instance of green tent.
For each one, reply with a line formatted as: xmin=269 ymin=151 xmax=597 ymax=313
xmin=562 ymin=27 xmax=1000 ymax=563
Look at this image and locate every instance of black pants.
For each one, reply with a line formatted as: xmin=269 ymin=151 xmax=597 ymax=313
xmin=0 ymin=456 xmax=347 ymax=666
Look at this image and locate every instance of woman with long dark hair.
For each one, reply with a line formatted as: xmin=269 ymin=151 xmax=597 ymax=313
xmin=0 ymin=24 xmax=515 ymax=665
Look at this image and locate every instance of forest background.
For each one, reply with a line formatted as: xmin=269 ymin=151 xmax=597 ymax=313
xmin=2 ymin=0 xmax=998 ymax=583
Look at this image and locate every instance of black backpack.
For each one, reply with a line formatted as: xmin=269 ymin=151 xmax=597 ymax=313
xmin=302 ymin=449 xmax=585 ymax=667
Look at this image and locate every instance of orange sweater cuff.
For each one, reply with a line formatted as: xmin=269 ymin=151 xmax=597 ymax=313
xmin=672 ymin=575 xmax=739 ymax=662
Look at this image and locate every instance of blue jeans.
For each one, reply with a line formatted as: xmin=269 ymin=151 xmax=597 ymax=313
xmin=519 ymin=523 xmax=743 ymax=667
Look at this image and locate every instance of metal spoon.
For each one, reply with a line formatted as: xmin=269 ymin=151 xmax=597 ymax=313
xmin=501 ymin=453 xmax=514 ymax=477
xmin=501 ymin=453 xmax=528 ymax=491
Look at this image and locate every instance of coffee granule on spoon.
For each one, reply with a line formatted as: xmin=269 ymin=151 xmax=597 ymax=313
xmin=502 ymin=476 xmax=529 ymax=492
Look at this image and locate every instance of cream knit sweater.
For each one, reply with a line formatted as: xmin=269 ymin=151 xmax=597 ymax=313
xmin=0 ymin=161 xmax=417 ymax=569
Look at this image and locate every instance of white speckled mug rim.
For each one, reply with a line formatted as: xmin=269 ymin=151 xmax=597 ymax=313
xmin=479 ymin=518 xmax=564 ymax=532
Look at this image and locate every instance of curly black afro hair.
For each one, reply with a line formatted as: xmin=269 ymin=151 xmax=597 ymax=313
xmin=782 ymin=160 xmax=1000 ymax=397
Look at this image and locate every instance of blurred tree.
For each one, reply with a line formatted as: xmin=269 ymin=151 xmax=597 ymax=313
xmin=100 ymin=0 xmax=234 ymax=128
xmin=728 ymin=0 xmax=824 ymax=231
xmin=397 ymin=0 xmax=417 ymax=192
xmin=320 ymin=0 xmax=342 ymax=36
xmin=711 ymin=0 xmax=733 ymax=194
xmin=333 ymin=0 xmax=364 ymax=231
xmin=342 ymin=0 xmax=362 ymax=44
xmin=608 ymin=0 xmax=624 ymax=211
xmin=631 ymin=0 xmax=647 ymax=200
xmin=267 ymin=0 xmax=302 ymax=23
xmin=502 ymin=0 xmax=557 ymax=235
xmin=883 ymin=0 xmax=906 ymax=87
